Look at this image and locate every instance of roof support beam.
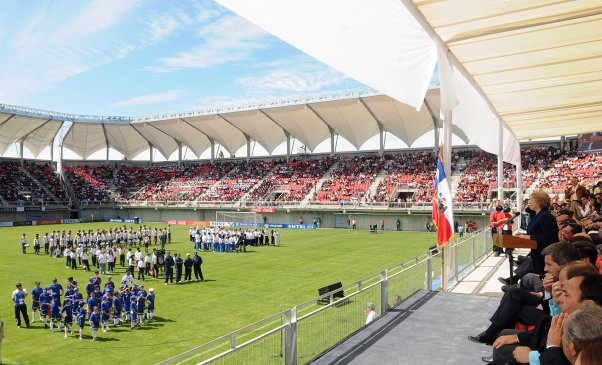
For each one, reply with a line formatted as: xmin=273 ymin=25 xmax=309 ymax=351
xmin=149 ymin=143 xmax=154 ymax=166
xmin=358 ymin=98 xmax=385 ymax=155
xmin=178 ymin=118 xmax=212 ymax=158
xmin=210 ymin=139 xmax=215 ymax=162
xmin=49 ymin=121 xmax=64 ymax=164
xmin=0 ymin=114 xmax=16 ymax=128
xmin=246 ymin=134 xmax=251 ymax=161
xmin=305 ymin=104 xmax=336 ymax=156
xmin=423 ymin=98 xmax=441 ymax=154
xmin=285 ymin=132 xmax=291 ymax=162
xmin=19 ymin=138 xmax=24 ymax=167
xmin=101 ymin=123 xmax=110 ymax=162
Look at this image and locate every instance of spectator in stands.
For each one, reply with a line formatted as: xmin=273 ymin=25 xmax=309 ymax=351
xmin=565 ymin=177 xmax=587 ymax=214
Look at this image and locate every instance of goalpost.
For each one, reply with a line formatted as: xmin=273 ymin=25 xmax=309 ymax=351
xmin=215 ymin=211 xmax=261 ymax=224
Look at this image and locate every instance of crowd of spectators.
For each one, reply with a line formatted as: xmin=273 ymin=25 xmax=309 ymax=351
xmin=202 ymin=160 xmax=273 ymax=202
xmin=0 ymin=161 xmax=66 ymax=204
xmin=539 ymin=152 xmax=602 ymax=195
xmin=4 ymin=144 xmax=600 ymax=206
xmin=313 ymin=155 xmax=385 ymax=203
xmin=371 ymin=153 xmax=435 ymax=203
xmin=63 ymin=165 xmax=113 ymax=202
xmin=247 ymin=157 xmax=333 ymax=202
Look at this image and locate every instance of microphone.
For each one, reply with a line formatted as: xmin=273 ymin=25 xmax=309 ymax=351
xmin=504 ymin=211 xmax=521 ymax=226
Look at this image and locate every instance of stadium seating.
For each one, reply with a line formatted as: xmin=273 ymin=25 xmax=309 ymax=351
xmin=3 ymin=144 xmax=598 ymax=207
xmin=0 ymin=161 xmax=68 ymax=204
xmin=313 ymin=155 xmax=385 ymax=204
xmin=371 ymin=153 xmax=435 ymax=203
xmin=247 ymin=157 xmax=334 ymax=202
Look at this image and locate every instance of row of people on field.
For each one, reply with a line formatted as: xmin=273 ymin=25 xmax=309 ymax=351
xmin=20 ymin=225 xmax=172 ymax=255
xmin=189 ymin=227 xmax=280 ymax=253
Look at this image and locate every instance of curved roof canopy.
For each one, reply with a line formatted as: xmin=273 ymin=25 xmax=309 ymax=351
xmin=0 ymin=89 xmax=469 ymax=160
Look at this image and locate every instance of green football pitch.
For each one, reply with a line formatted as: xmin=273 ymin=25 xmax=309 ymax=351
xmin=0 ymin=222 xmax=437 ymax=365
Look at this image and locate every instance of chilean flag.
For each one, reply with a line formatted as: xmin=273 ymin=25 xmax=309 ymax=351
xmin=432 ymin=154 xmax=454 ymax=247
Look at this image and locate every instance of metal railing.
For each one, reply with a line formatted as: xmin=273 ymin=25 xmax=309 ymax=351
xmin=158 ymin=229 xmax=493 ymax=365
xmin=86 ymin=199 xmax=492 ymax=212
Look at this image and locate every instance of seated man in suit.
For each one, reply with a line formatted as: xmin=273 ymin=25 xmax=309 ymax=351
xmin=487 ymin=262 xmax=602 ymax=365
xmin=469 ymin=243 xmax=580 ymax=345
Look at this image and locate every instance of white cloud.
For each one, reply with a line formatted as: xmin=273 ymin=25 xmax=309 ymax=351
xmin=237 ymin=66 xmax=349 ymax=93
xmin=149 ymin=14 xmax=270 ymax=72
xmin=113 ymin=89 xmax=187 ymax=107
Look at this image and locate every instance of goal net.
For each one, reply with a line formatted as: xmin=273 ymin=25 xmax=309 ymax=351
xmin=215 ymin=211 xmax=261 ymax=224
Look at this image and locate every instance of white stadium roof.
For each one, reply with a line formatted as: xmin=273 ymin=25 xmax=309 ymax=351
xmin=0 ymin=89 xmax=468 ymax=160
xmin=1 ymin=0 xmax=600 ymax=161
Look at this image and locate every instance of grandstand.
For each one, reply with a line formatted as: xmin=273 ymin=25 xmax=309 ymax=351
xmin=1 ymin=1 xmax=602 ymax=364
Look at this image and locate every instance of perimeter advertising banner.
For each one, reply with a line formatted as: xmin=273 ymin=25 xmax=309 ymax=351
xmin=165 ymin=220 xmax=316 ymax=230
xmin=249 ymin=207 xmax=277 ymax=213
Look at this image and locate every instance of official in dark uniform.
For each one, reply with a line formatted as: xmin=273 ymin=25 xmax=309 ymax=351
xmin=183 ymin=254 xmax=193 ymax=282
xmin=174 ymin=253 xmax=183 ymax=283
xmin=192 ymin=252 xmax=204 ymax=281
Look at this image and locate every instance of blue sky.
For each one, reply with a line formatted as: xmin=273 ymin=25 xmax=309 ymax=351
xmin=0 ymin=0 xmax=371 ymax=117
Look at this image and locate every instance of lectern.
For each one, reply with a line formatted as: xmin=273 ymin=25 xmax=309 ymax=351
xmin=494 ymin=234 xmax=537 ymax=284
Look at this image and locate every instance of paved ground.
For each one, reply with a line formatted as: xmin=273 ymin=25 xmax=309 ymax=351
xmin=309 ymin=250 xmax=530 ymax=365
xmin=310 ymin=290 xmax=501 ymax=365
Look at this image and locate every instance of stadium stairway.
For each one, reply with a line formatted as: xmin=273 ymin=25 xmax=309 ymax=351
xmin=302 ymin=161 xmax=340 ymax=204
xmin=21 ymin=168 xmax=60 ymax=202
xmin=310 ymin=250 xmax=521 ymax=364
xmin=363 ymin=160 xmax=392 ymax=202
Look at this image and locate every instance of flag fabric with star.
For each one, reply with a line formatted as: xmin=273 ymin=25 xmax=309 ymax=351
xmin=432 ymin=154 xmax=454 ymax=247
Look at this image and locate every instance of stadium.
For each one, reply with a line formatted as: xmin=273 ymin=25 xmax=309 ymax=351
xmin=1 ymin=1 xmax=602 ymax=365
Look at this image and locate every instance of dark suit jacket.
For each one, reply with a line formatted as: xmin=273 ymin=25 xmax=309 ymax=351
xmin=540 ymin=346 xmax=570 ymax=365
xmin=526 ymin=209 xmax=559 ymax=275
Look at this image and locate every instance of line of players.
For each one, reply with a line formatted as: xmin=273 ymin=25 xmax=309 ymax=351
xmin=28 ymin=275 xmax=156 ymax=341
xmin=21 ymin=224 xmax=172 ymax=256
xmin=189 ymin=227 xmax=280 ymax=253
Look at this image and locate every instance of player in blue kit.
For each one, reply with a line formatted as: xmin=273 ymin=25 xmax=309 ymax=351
xmin=60 ymin=298 xmax=74 ymax=337
xmin=39 ymin=288 xmax=51 ymax=328
xmin=129 ymin=296 xmax=138 ymax=330
xmin=113 ymin=291 xmax=123 ymax=326
xmin=50 ymin=295 xmax=62 ymax=332
xmin=146 ymin=288 xmax=155 ymax=322
xmin=86 ymin=292 xmax=99 ymax=319
xmin=49 ymin=278 xmax=64 ymax=303
xmin=71 ymin=288 xmax=83 ymax=310
xmin=136 ymin=290 xmax=147 ymax=325
xmin=30 ymin=281 xmax=43 ymax=324
xmin=123 ymin=288 xmax=131 ymax=321
xmin=100 ymin=296 xmax=111 ymax=332
xmin=89 ymin=306 xmax=100 ymax=341
xmin=76 ymin=302 xmax=86 ymax=340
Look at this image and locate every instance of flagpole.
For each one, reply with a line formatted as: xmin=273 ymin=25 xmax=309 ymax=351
xmin=441 ymin=111 xmax=453 ymax=291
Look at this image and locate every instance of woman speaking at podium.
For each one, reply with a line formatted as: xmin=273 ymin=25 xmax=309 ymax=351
xmin=514 ymin=191 xmax=559 ymax=276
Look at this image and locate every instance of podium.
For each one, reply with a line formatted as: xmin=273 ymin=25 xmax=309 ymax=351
xmin=494 ymin=234 xmax=537 ymax=284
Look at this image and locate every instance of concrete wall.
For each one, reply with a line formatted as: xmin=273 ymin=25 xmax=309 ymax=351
xmin=0 ymin=208 xmax=69 ymax=222
xmin=79 ymin=207 xmax=489 ymax=232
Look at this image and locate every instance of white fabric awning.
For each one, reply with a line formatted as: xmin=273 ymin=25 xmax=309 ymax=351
xmin=412 ymin=0 xmax=602 ymax=140
xmin=217 ymin=0 xmax=602 ymax=166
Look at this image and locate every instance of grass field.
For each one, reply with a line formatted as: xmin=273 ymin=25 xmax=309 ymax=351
xmin=0 ymin=223 xmax=437 ymax=365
